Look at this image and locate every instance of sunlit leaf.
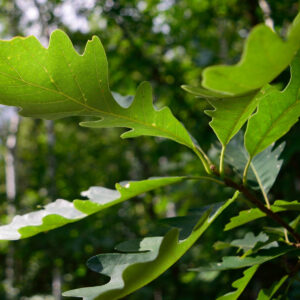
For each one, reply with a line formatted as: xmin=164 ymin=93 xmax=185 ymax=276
xmin=0 ymin=177 xmax=184 ymax=240
xmin=181 ymin=85 xmax=232 ymax=98
xmin=202 ymin=13 xmax=300 ymax=95
xmin=0 ymin=30 xmax=195 ymax=148
xmin=245 ymin=52 xmax=300 ymax=158
xmin=205 ymin=92 xmax=258 ymax=146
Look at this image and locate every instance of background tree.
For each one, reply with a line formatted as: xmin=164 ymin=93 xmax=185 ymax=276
xmin=0 ymin=0 xmax=299 ymax=299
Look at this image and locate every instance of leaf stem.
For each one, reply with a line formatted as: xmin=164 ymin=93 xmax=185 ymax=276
xmin=219 ymin=146 xmax=226 ymax=176
xmin=187 ymin=175 xmax=225 ymax=186
xmin=251 ymin=167 xmax=271 ymax=208
xmin=224 ymin=177 xmax=300 ymax=243
xmin=193 ymin=145 xmax=213 ymax=175
xmin=284 ymin=229 xmax=292 ymax=245
xmin=242 ymin=158 xmax=251 ymax=185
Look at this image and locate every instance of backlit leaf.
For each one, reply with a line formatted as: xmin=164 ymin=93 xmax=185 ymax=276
xmin=245 ymin=52 xmax=300 ymax=158
xmin=205 ymin=92 xmax=258 ymax=146
xmin=202 ymin=13 xmax=300 ymax=95
xmin=0 ymin=30 xmax=195 ymax=148
xmin=0 ymin=177 xmax=184 ymax=240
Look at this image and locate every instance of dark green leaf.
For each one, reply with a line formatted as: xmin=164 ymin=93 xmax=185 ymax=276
xmin=226 ymin=133 xmax=285 ymax=195
xmin=224 ymin=200 xmax=300 ymax=231
xmin=257 ymin=275 xmax=288 ymax=300
xmin=216 ymin=265 xmax=259 ymax=300
xmin=230 ymin=232 xmax=269 ymax=252
xmin=193 ymin=246 xmax=299 ymax=271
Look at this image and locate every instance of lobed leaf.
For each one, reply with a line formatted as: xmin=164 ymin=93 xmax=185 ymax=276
xmin=230 ymin=232 xmax=269 ymax=252
xmin=193 ymin=245 xmax=299 ymax=271
xmin=224 ymin=200 xmax=300 ymax=231
xmin=205 ymin=92 xmax=259 ymax=146
xmin=181 ymin=85 xmax=233 ymax=98
xmin=216 ymin=265 xmax=259 ymax=300
xmin=0 ymin=30 xmax=195 ymax=148
xmin=225 ymin=133 xmax=285 ymax=195
xmin=214 ymin=233 xmax=278 ymax=255
xmin=245 ymin=52 xmax=300 ymax=158
xmin=62 ymin=192 xmax=238 ymax=300
xmin=257 ymin=275 xmax=288 ymax=300
xmin=0 ymin=177 xmax=184 ymax=240
xmin=202 ymin=12 xmax=300 ymax=95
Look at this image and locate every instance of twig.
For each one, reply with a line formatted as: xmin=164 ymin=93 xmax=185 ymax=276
xmin=224 ymin=177 xmax=300 ymax=243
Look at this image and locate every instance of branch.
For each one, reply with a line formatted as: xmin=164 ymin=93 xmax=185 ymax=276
xmin=224 ymin=178 xmax=300 ymax=244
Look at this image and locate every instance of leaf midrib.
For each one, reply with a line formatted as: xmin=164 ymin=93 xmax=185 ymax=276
xmin=223 ymin=96 xmax=256 ymax=145
xmin=249 ymin=98 xmax=299 ymax=157
xmin=0 ymin=70 xmax=192 ymax=148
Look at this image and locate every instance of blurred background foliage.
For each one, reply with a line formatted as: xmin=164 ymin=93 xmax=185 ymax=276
xmin=0 ymin=0 xmax=299 ymax=299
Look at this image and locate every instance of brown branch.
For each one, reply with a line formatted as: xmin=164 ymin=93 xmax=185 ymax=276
xmin=224 ymin=177 xmax=300 ymax=244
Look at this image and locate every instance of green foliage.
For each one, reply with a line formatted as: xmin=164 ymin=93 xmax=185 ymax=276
xmin=202 ymin=12 xmax=300 ymax=95
xmin=224 ymin=200 xmax=300 ymax=231
xmin=0 ymin=9 xmax=299 ymax=300
xmin=63 ymin=195 xmax=236 ymax=299
xmin=194 ymin=246 xmax=300 ymax=271
xmin=257 ymin=275 xmax=288 ymax=300
xmin=245 ymin=52 xmax=300 ymax=158
xmin=0 ymin=30 xmax=195 ymax=149
xmin=216 ymin=265 xmax=259 ymax=300
xmin=225 ymin=133 xmax=285 ymax=196
xmin=0 ymin=177 xmax=184 ymax=240
xmin=205 ymin=92 xmax=258 ymax=147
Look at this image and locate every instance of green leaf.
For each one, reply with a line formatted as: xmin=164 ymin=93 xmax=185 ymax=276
xmin=62 ymin=192 xmax=238 ymax=300
xmin=193 ymin=246 xmax=299 ymax=271
xmin=0 ymin=30 xmax=195 ymax=149
xmin=205 ymin=92 xmax=258 ymax=146
xmin=271 ymin=200 xmax=300 ymax=211
xmin=225 ymin=133 xmax=285 ymax=194
xmin=216 ymin=265 xmax=259 ymax=300
xmin=213 ymin=241 xmax=233 ymax=250
xmin=0 ymin=176 xmax=184 ymax=240
xmin=202 ymin=13 xmax=300 ymax=95
xmin=245 ymin=52 xmax=300 ymax=158
xmin=224 ymin=200 xmax=300 ymax=231
xmin=264 ymin=215 xmax=300 ymax=238
xmin=214 ymin=232 xmax=277 ymax=254
xmin=230 ymin=232 xmax=269 ymax=252
xmin=257 ymin=275 xmax=288 ymax=300
xmin=181 ymin=85 xmax=232 ymax=98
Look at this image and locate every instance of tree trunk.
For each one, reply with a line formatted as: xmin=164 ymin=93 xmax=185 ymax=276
xmin=4 ymin=111 xmax=19 ymax=300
